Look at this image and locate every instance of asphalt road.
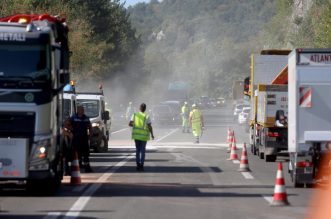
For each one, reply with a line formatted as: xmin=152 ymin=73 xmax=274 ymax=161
xmin=0 ymin=106 xmax=315 ymax=219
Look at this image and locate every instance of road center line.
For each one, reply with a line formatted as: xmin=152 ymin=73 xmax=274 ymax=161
xmin=241 ymin=172 xmax=254 ymax=179
xmin=262 ymin=195 xmax=273 ymax=204
xmin=154 ymin=128 xmax=179 ymax=143
xmin=43 ymin=212 xmax=61 ymax=219
xmin=111 ymin=128 xmax=128 ymax=134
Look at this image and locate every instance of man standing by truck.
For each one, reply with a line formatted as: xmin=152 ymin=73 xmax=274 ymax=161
xmin=189 ymin=104 xmax=204 ymax=143
xmin=129 ymin=103 xmax=155 ymax=171
xmin=71 ymin=105 xmax=93 ymax=172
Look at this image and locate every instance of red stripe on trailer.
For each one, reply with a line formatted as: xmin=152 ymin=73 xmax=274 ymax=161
xmin=299 ymin=87 xmax=312 ymax=107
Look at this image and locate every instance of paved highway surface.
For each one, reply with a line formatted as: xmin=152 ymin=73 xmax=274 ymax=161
xmin=0 ymin=106 xmax=315 ymax=219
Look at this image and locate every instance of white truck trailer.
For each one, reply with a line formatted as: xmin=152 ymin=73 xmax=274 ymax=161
xmin=256 ymin=84 xmax=288 ymax=162
xmin=288 ymin=48 xmax=331 ymax=187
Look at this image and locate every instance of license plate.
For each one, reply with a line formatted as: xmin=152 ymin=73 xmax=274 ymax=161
xmin=268 ymin=137 xmax=276 ymax=141
xmin=304 ymin=167 xmax=313 ymax=174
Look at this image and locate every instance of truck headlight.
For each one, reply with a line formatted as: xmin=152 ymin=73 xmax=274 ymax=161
xmin=92 ymin=122 xmax=100 ymax=127
xmin=29 ymin=138 xmax=51 ymax=171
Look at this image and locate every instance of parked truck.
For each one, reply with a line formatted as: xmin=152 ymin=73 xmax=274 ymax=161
xmin=248 ymin=50 xmax=290 ymax=158
xmin=255 ymin=84 xmax=288 ymax=162
xmin=288 ymin=49 xmax=331 ymax=187
xmin=0 ymin=14 xmax=70 ymax=193
xmin=76 ymin=89 xmax=110 ymax=153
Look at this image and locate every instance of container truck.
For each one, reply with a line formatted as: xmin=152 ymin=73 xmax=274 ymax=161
xmin=0 ymin=14 xmax=70 ymax=193
xmin=248 ymin=50 xmax=290 ymax=156
xmin=288 ymin=48 xmax=331 ymax=187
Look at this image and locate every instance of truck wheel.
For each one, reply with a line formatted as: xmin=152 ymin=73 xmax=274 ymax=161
xmin=27 ymin=177 xmax=60 ymax=196
xmin=291 ymin=172 xmax=304 ymax=188
xmin=265 ymin=155 xmax=276 ymax=162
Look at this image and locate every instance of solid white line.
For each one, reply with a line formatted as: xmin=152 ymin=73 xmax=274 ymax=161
xmin=241 ymin=172 xmax=254 ymax=179
xmin=262 ymin=195 xmax=273 ymax=204
xmin=111 ymin=128 xmax=129 ymax=134
xmin=43 ymin=212 xmax=61 ymax=219
xmin=154 ymin=128 xmax=179 ymax=143
xmin=232 ymin=160 xmax=240 ymax=164
xmin=62 ymin=154 xmax=134 ymax=219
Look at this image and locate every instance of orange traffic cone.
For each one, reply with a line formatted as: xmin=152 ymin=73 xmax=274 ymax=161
xmin=227 ymin=128 xmax=232 ymax=153
xmin=232 ymin=131 xmax=238 ymax=151
xmin=70 ymin=151 xmax=82 ymax=185
xmin=271 ymin=162 xmax=289 ymax=206
xmin=227 ymin=134 xmax=238 ymax=160
xmin=238 ymin=143 xmax=251 ymax=172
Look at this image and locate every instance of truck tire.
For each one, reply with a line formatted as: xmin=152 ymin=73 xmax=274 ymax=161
xmin=265 ymin=154 xmax=277 ymax=162
xmin=291 ymin=171 xmax=304 ymax=188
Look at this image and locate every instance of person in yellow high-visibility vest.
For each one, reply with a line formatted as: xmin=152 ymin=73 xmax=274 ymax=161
xmin=129 ymin=103 xmax=154 ymax=171
xmin=181 ymin=102 xmax=190 ymax=133
xmin=189 ymin=104 xmax=204 ymax=143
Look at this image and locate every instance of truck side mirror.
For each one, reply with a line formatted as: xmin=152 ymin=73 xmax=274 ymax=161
xmin=103 ymin=111 xmax=110 ymax=121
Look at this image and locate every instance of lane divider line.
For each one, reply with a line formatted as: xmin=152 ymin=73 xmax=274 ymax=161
xmin=232 ymin=160 xmax=240 ymax=164
xmin=43 ymin=212 xmax=61 ymax=219
xmin=262 ymin=195 xmax=273 ymax=204
xmin=241 ymin=172 xmax=254 ymax=179
xmin=154 ymin=128 xmax=179 ymax=143
xmin=111 ymin=128 xmax=129 ymax=134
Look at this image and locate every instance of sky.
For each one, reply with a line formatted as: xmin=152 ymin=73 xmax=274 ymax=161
xmin=121 ymin=0 xmax=150 ymax=7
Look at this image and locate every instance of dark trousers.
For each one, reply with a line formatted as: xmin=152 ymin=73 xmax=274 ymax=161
xmin=135 ymin=140 xmax=147 ymax=165
xmin=73 ymin=138 xmax=90 ymax=166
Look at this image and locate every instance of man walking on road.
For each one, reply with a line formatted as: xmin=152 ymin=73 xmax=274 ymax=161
xmin=189 ymin=104 xmax=204 ymax=143
xmin=70 ymin=105 xmax=93 ymax=172
xmin=129 ymin=103 xmax=155 ymax=171
xmin=181 ymin=101 xmax=190 ymax=133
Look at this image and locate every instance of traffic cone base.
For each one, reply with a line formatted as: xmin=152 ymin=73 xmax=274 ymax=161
xmin=238 ymin=143 xmax=251 ymax=172
xmin=270 ymin=162 xmax=289 ymax=206
xmin=70 ymin=151 xmax=82 ymax=185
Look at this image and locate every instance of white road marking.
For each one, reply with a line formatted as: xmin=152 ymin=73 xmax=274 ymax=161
xmin=262 ymin=195 xmax=273 ymax=204
xmin=232 ymin=160 xmax=240 ymax=164
xmin=43 ymin=212 xmax=61 ymax=219
xmin=241 ymin=172 xmax=254 ymax=179
xmin=154 ymin=128 xmax=179 ymax=143
xmin=111 ymin=128 xmax=128 ymax=134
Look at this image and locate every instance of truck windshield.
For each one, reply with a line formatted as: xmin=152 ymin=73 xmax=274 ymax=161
xmin=0 ymin=44 xmax=50 ymax=81
xmin=77 ymin=100 xmax=100 ymax=118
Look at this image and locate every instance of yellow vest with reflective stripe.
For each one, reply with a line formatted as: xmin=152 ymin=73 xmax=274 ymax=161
xmin=191 ymin=109 xmax=202 ymax=125
xmin=132 ymin=112 xmax=150 ymax=141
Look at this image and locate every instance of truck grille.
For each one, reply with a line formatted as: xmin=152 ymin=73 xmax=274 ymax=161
xmin=0 ymin=112 xmax=35 ymax=141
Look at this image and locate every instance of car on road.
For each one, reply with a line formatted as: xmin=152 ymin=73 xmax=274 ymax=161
xmin=216 ymin=97 xmax=226 ymax=107
xmin=160 ymin=100 xmax=182 ymax=123
xmin=151 ymin=104 xmax=176 ymax=125
xmin=233 ymin=103 xmax=249 ymax=120
xmin=238 ymin=107 xmax=251 ymax=125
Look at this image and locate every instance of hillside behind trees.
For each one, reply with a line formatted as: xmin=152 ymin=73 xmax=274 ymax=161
xmin=128 ymin=0 xmax=331 ymax=99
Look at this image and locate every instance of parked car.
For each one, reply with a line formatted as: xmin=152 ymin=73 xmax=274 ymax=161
xmin=238 ymin=107 xmax=251 ymax=125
